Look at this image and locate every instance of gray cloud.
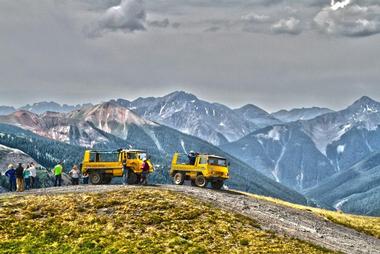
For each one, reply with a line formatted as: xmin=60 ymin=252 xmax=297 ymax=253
xmin=86 ymin=0 xmax=146 ymax=37
xmin=314 ymin=3 xmax=380 ymax=37
xmin=241 ymin=12 xmax=271 ymax=23
xmin=271 ymin=17 xmax=302 ymax=35
xmin=0 ymin=0 xmax=379 ymax=112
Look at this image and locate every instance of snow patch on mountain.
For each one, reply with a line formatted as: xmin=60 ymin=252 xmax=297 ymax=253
xmin=337 ymin=145 xmax=345 ymax=154
xmin=180 ymin=139 xmax=187 ymax=153
xmin=0 ymin=144 xmax=26 ymax=155
xmin=257 ymin=126 xmax=283 ymax=141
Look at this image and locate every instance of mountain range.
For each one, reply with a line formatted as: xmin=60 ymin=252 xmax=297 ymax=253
xmin=0 ymin=92 xmax=379 ymax=216
xmin=114 ymin=91 xmax=281 ymax=145
xmin=272 ymin=107 xmax=333 ymax=123
xmin=221 ymin=96 xmax=380 ymax=215
xmin=0 ymin=92 xmax=325 ymax=146
xmin=0 ymin=102 xmax=306 ymax=205
xmin=0 ymin=102 xmax=93 ymax=115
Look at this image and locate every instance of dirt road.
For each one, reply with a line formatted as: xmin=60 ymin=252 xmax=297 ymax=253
xmin=1 ymin=184 xmax=379 ymax=254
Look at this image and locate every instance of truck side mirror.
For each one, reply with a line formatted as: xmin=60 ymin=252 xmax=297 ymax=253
xmin=228 ymin=162 xmax=231 ymax=166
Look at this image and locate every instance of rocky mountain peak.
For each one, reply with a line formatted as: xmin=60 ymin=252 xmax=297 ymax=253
xmin=349 ymin=96 xmax=380 ymax=113
xmin=165 ymin=91 xmax=198 ymax=102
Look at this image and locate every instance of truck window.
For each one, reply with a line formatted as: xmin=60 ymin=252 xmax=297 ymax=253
xmin=89 ymin=152 xmax=99 ymax=162
xmin=97 ymin=152 xmax=119 ymax=162
xmin=127 ymin=153 xmax=137 ymax=159
xmin=176 ymin=154 xmax=190 ymax=164
xmin=199 ymin=156 xmax=207 ymax=164
xmin=208 ymin=157 xmax=227 ymax=167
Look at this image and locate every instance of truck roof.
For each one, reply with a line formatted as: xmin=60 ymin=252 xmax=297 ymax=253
xmin=123 ymin=149 xmax=146 ymax=153
xmin=207 ymin=155 xmax=227 ymax=160
xmin=175 ymin=152 xmax=226 ymax=160
xmin=86 ymin=149 xmax=146 ymax=153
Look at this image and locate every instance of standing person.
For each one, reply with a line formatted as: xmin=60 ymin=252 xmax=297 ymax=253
xmin=188 ymin=151 xmax=196 ymax=165
xmin=24 ymin=165 xmax=31 ymax=190
xmin=53 ymin=162 xmax=63 ymax=187
xmin=82 ymin=172 xmax=89 ymax=184
xmin=5 ymin=164 xmax=16 ymax=192
xmin=15 ymin=163 xmax=24 ymax=192
xmin=69 ymin=165 xmax=80 ymax=185
xmin=29 ymin=162 xmax=37 ymax=188
xmin=140 ymin=159 xmax=150 ymax=186
xmin=122 ymin=159 xmax=128 ymax=185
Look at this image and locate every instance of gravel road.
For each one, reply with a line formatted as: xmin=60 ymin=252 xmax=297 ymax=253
xmin=1 ymin=184 xmax=379 ymax=254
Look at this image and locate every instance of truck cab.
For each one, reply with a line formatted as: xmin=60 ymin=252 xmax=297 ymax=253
xmin=169 ymin=152 xmax=229 ymax=189
xmin=81 ymin=149 xmax=154 ymax=185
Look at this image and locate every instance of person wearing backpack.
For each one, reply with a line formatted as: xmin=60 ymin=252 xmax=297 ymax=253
xmin=140 ymin=159 xmax=150 ymax=186
xmin=15 ymin=163 xmax=24 ymax=192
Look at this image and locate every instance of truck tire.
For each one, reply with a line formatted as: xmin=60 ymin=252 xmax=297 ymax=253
xmin=191 ymin=179 xmax=197 ymax=186
xmin=194 ymin=175 xmax=207 ymax=188
xmin=127 ymin=171 xmax=138 ymax=185
xmin=211 ymin=180 xmax=224 ymax=190
xmin=90 ymin=172 xmax=103 ymax=185
xmin=173 ymin=172 xmax=185 ymax=185
xmin=102 ymin=175 xmax=112 ymax=184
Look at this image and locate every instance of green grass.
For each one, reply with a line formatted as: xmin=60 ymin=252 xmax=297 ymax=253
xmin=234 ymin=190 xmax=380 ymax=239
xmin=0 ymin=188 xmax=335 ymax=254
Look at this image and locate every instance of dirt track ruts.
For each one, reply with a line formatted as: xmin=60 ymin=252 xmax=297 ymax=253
xmin=1 ymin=184 xmax=379 ymax=254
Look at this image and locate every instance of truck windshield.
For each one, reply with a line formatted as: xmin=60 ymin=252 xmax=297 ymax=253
xmin=208 ymin=157 xmax=227 ymax=167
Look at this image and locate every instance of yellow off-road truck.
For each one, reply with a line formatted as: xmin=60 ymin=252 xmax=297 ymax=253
xmin=81 ymin=149 xmax=154 ymax=185
xmin=169 ymin=152 xmax=229 ymax=189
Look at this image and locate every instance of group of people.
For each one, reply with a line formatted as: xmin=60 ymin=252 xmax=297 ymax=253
xmin=4 ymin=162 xmax=37 ymax=192
xmin=52 ymin=161 xmax=89 ymax=187
xmin=3 ymin=158 xmax=151 ymax=192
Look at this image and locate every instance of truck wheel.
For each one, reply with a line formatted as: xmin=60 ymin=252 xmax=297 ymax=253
xmin=127 ymin=171 xmax=138 ymax=185
xmin=191 ymin=180 xmax=197 ymax=186
xmin=173 ymin=172 xmax=185 ymax=185
xmin=102 ymin=175 xmax=112 ymax=184
xmin=195 ymin=175 xmax=207 ymax=188
xmin=211 ymin=180 xmax=224 ymax=190
xmin=90 ymin=172 xmax=103 ymax=185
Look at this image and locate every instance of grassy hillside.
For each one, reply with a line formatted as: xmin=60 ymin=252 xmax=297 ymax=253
xmin=234 ymin=190 xmax=380 ymax=239
xmin=0 ymin=188 xmax=332 ymax=254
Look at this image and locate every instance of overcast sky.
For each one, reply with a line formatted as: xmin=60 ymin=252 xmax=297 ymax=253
xmin=0 ymin=0 xmax=379 ymax=112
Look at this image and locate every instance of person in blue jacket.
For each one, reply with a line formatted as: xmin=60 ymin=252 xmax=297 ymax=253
xmin=5 ymin=164 xmax=16 ymax=192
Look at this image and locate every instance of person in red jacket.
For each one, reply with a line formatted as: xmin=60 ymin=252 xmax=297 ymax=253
xmin=140 ymin=159 xmax=150 ymax=186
